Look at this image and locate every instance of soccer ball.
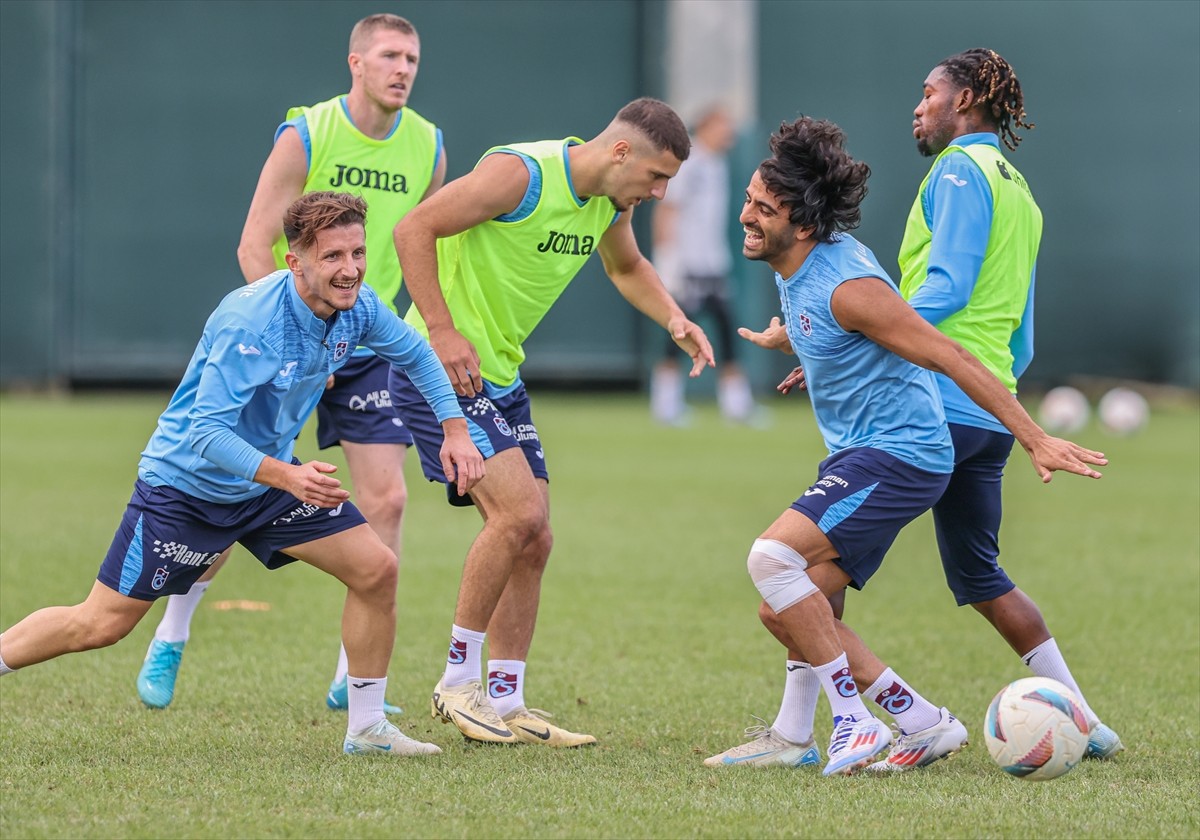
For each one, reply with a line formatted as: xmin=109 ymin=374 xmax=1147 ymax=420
xmin=1098 ymin=387 xmax=1149 ymax=435
xmin=984 ymin=677 xmax=1090 ymax=781
xmin=1038 ymin=386 xmax=1090 ymax=433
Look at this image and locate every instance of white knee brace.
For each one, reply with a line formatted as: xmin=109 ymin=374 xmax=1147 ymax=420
xmin=747 ymin=538 xmax=818 ymax=613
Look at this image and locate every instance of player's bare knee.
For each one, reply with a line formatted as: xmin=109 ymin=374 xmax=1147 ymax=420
xmin=746 ymin=539 xmax=818 ymax=614
xmin=71 ymin=607 xmax=138 ymax=650
xmin=351 ymin=545 xmax=398 ymax=597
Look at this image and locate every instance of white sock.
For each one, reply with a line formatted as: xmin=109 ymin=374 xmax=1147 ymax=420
xmin=813 ymin=653 xmax=870 ymax=723
xmin=865 ymin=668 xmax=941 ymax=735
xmin=650 ymin=364 xmax=685 ymax=423
xmin=718 ymin=373 xmax=755 ymax=421
xmin=442 ymin=624 xmax=486 ymax=687
xmin=332 ymin=644 xmax=349 ymax=685
xmin=346 ymin=675 xmax=386 ymax=734
xmin=0 ymin=634 xmax=14 ymax=675
xmin=1022 ymin=637 xmax=1099 ymax=725
xmin=771 ymin=660 xmax=821 ymax=744
xmin=487 ymin=659 xmax=526 ymax=718
xmin=154 ymin=581 xmax=211 ymax=643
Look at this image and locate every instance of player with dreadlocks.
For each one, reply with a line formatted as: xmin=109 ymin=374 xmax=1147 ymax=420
xmin=744 ymin=49 xmax=1123 ymax=772
xmin=896 ymin=47 xmax=1122 ymax=765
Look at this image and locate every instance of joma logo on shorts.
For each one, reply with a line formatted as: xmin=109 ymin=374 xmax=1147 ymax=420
xmin=329 ymin=164 xmax=409 ymax=194
xmin=536 ymin=230 xmax=595 ymax=255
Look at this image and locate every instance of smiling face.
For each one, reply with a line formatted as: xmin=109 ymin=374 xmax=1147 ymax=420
xmin=350 ymin=28 xmax=421 ymax=113
xmin=286 ymin=224 xmax=366 ymax=319
xmin=913 ymin=66 xmax=966 ymax=157
xmin=739 ymin=171 xmax=811 ymax=276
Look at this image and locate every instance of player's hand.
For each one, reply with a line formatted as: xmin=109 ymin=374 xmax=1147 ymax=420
xmin=738 ymin=317 xmax=794 ymax=354
xmin=667 ymin=315 xmax=716 ymax=378
xmin=439 ymin=419 xmax=485 ymax=497
xmin=325 ymin=374 xmax=335 ymax=390
xmin=778 ymin=365 xmax=807 ymax=394
xmin=287 ymin=461 xmax=351 ymax=507
xmin=429 ymin=326 xmax=483 ymax=397
xmin=1022 ymin=434 xmax=1107 ymax=483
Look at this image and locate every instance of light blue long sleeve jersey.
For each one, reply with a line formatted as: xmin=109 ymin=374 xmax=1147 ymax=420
xmin=906 ymin=132 xmax=1036 ymax=434
xmin=139 ymin=271 xmax=462 ymax=503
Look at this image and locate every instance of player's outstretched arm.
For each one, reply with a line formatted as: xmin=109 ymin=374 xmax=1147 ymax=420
xmin=832 ymin=276 xmax=1107 ymax=482
xmin=598 ymin=213 xmax=715 ymax=377
xmin=394 ymin=153 xmax=529 ymax=396
xmin=237 ymin=127 xmax=309 ymax=283
xmin=738 ymin=318 xmax=807 ymax=393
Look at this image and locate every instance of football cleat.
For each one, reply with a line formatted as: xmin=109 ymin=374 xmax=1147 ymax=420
xmin=703 ymin=721 xmax=820 ymax=768
xmin=343 ymin=719 xmax=441 ymax=756
xmin=1084 ymin=721 xmax=1125 ymax=759
xmin=326 ymin=675 xmax=403 ymax=716
xmin=501 ymin=706 xmax=597 ymax=748
xmin=137 ymin=639 xmax=186 ymax=709
xmin=431 ymin=679 xmax=517 ymax=744
xmin=823 ymin=714 xmax=892 ymax=776
xmin=865 ymin=707 xmax=968 ymax=772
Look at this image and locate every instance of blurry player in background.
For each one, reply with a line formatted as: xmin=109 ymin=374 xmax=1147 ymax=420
xmin=650 ymin=105 xmax=762 ymax=426
xmin=0 ymin=193 xmax=483 ymax=756
xmin=391 ymin=98 xmax=714 ymax=747
xmin=137 ymin=14 xmax=444 ymax=715
xmin=705 ymin=117 xmax=1105 ymax=776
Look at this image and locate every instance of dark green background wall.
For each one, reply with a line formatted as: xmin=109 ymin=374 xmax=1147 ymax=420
xmin=2 ymin=0 xmax=1197 ymax=389
xmin=750 ymin=0 xmax=1200 ymax=389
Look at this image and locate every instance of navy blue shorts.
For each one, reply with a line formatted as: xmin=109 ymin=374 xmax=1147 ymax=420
xmin=789 ymin=448 xmax=951 ymax=590
xmin=96 ymin=478 xmax=367 ymax=600
xmin=933 ymin=423 xmax=1017 ymax=606
xmin=316 ymin=353 xmax=414 ymax=449
xmin=388 ymin=370 xmax=547 ymax=507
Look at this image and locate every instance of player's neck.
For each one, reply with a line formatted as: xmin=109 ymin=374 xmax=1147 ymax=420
xmin=344 ymin=91 xmax=400 ymax=140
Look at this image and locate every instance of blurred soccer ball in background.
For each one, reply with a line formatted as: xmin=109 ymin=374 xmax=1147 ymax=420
xmin=1098 ymin=387 xmax=1149 ymax=435
xmin=1038 ymin=386 xmax=1090 ymax=433
xmin=984 ymin=677 xmax=1090 ymax=782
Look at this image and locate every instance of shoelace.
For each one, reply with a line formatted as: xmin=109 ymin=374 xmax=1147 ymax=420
xmin=828 ymin=716 xmax=861 ymax=753
xmin=740 ymin=715 xmax=775 ymax=743
xmin=143 ymin=645 xmax=182 ymax=681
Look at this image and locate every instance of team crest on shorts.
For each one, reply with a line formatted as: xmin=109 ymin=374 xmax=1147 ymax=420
xmin=333 ymin=340 xmax=349 ymax=362
xmin=493 ymin=416 xmax=513 ymax=436
xmin=798 ymin=312 xmax=813 ymax=336
xmin=151 ymin=566 xmax=170 ymax=591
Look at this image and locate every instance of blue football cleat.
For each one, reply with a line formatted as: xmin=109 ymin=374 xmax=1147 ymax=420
xmin=1085 ymin=721 xmax=1125 ymax=759
xmin=137 ymin=639 xmax=185 ymax=709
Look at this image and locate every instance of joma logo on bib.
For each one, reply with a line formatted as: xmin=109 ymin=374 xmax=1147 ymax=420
xmin=329 ymin=164 xmax=409 ymax=194
xmin=536 ymin=230 xmax=595 ymax=256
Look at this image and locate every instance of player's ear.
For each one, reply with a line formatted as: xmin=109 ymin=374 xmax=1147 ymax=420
xmin=284 ymin=250 xmax=302 ymax=273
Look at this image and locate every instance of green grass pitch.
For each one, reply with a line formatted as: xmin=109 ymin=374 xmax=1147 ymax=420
xmin=1 ymin=392 xmax=1197 ymax=839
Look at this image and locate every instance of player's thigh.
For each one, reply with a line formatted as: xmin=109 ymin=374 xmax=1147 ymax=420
xmin=81 ymin=580 xmax=157 ymax=637
xmin=760 ymin=508 xmax=841 ymax=566
xmin=342 ymin=441 xmax=408 ymax=500
xmin=469 ymin=448 xmax=549 ymax=525
xmin=280 ymin=523 xmax=396 ymax=591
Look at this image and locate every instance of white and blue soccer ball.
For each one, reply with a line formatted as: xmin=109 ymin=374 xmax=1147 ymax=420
xmin=984 ymin=677 xmax=1090 ymax=781
xmin=1038 ymin=386 xmax=1090 ymax=433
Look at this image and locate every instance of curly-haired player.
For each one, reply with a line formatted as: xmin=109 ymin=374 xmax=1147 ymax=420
xmin=702 ymin=117 xmax=1106 ymax=776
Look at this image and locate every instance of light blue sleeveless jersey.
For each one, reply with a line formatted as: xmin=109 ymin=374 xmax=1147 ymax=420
xmin=778 ymin=234 xmax=953 ymax=474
